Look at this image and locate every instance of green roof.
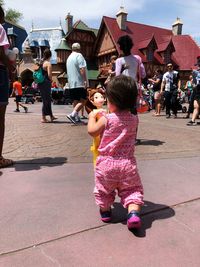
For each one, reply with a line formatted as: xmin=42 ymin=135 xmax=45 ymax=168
xmin=73 ymin=20 xmax=98 ymax=36
xmin=55 ymin=38 xmax=71 ymax=51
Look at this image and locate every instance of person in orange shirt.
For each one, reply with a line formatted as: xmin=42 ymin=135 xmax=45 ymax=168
xmin=11 ymin=77 xmax=28 ymax=112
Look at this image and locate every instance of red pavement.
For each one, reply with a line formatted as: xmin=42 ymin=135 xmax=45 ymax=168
xmin=0 ymin=101 xmax=200 ymax=267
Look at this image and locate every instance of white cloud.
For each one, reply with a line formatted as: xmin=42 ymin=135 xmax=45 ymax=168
xmin=3 ymin=0 xmax=200 ymax=42
xmin=4 ymin=0 xmax=145 ymax=28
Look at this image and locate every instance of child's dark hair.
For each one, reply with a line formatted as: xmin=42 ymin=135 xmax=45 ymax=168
xmin=117 ymin=35 xmax=133 ymax=56
xmin=106 ymin=75 xmax=138 ymax=110
xmin=43 ymin=49 xmax=52 ymax=60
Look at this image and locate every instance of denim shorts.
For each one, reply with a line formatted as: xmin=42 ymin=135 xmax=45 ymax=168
xmin=0 ymin=65 xmax=9 ymax=106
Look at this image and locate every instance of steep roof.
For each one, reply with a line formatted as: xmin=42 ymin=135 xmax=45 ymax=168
xmin=72 ymin=20 xmax=98 ymax=36
xmin=172 ymin=35 xmax=200 ymax=70
xmin=23 ymin=27 xmax=64 ymax=64
xmin=101 ymin=16 xmax=200 ymax=70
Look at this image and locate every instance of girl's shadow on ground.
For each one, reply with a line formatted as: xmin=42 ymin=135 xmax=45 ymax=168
xmin=112 ymin=200 xmax=175 ymax=237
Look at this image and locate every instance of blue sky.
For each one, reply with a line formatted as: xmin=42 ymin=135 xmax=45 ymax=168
xmin=4 ymin=0 xmax=200 ymax=43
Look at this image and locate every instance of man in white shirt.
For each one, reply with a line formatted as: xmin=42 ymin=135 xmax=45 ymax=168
xmin=66 ymin=43 xmax=88 ymax=124
xmin=161 ymin=63 xmax=181 ymax=118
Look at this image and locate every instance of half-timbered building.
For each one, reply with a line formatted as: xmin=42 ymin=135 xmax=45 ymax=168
xmin=95 ymin=7 xmax=200 ymax=83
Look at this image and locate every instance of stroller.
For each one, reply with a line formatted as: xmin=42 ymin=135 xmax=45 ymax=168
xmin=177 ymin=90 xmax=187 ymax=113
xmin=51 ymin=88 xmax=64 ymax=104
xmin=22 ymin=86 xmax=37 ymax=104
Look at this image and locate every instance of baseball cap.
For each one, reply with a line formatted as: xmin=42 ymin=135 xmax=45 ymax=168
xmin=72 ymin=43 xmax=81 ymax=50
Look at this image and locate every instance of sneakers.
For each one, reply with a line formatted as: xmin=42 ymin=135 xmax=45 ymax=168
xmin=66 ymin=114 xmax=77 ymax=124
xmin=127 ymin=210 xmax=141 ymax=230
xmin=100 ymin=209 xmax=111 ymax=223
xmin=187 ymin=120 xmax=197 ymax=126
xmin=80 ymin=115 xmax=87 ymax=119
xmin=166 ymin=114 xmax=171 ymax=119
xmin=14 ymin=109 xmax=20 ymax=112
xmin=24 ymin=107 xmax=28 ymax=113
xmin=75 ymin=115 xmax=82 ymax=123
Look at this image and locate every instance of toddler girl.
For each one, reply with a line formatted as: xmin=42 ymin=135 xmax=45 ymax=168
xmin=88 ymin=75 xmax=144 ymax=230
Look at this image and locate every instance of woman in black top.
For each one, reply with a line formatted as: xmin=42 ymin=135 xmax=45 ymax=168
xmin=37 ymin=49 xmax=57 ymax=123
xmin=148 ymin=69 xmax=163 ymax=116
xmin=187 ymin=84 xmax=200 ymax=126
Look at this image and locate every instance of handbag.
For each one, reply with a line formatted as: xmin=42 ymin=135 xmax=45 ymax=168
xmin=33 ymin=67 xmax=45 ymax=84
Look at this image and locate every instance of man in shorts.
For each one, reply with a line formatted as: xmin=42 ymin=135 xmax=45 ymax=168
xmin=66 ymin=43 xmax=88 ymax=124
xmin=11 ymin=77 xmax=28 ymax=113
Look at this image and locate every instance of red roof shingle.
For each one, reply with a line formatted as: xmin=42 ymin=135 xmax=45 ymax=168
xmin=102 ymin=16 xmax=200 ymax=70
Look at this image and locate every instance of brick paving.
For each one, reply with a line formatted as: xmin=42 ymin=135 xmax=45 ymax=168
xmin=3 ymin=100 xmax=200 ymax=163
xmin=0 ymin=100 xmax=200 ymax=267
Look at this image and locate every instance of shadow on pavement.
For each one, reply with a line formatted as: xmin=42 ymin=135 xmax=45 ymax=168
xmin=13 ymin=157 xmax=67 ymax=172
xmin=0 ymin=171 xmax=2 ymax=176
xmin=139 ymin=139 xmax=165 ymax=146
xmin=111 ymin=201 xmax=175 ymax=237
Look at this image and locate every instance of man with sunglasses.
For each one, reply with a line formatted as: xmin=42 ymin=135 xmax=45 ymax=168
xmin=161 ymin=63 xmax=181 ymax=118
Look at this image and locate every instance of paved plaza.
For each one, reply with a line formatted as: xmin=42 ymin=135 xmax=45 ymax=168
xmin=0 ymin=100 xmax=200 ymax=267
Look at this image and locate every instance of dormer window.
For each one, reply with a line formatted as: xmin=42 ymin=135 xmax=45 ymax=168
xmin=164 ymin=49 xmax=171 ymax=64
xmin=147 ymin=47 xmax=154 ymax=62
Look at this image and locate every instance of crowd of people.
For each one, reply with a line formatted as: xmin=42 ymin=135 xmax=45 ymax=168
xmin=1 ymin=1 xmax=199 ymax=230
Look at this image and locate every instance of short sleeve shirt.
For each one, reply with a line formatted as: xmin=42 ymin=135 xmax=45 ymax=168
xmin=0 ymin=24 xmax=9 ymax=65
xmin=66 ymin=51 xmax=87 ymax=89
xmin=115 ymin=55 xmax=146 ymax=81
xmin=162 ymin=70 xmax=179 ymax=91
xmin=193 ymin=70 xmax=200 ymax=85
xmin=13 ymin=81 xmax=23 ymax=96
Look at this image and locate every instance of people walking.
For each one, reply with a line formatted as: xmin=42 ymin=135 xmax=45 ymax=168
xmin=37 ymin=49 xmax=57 ymax=123
xmin=186 ymin=59 xmax=200 ymax=125
xmin=161 ymin=63 xmax=181 ymax=118
xmin=148 ymin=69 xmax=163 ymax=116
xmin=88 ymin=75 xmax=144 ymax=230
xmin=11 ymin=77 xmax=28 ymax=113
xmin=0 ymin=5 xmax=13 ymax=168
xmin=187 ymin=79 xmax=200 ymax=126
xmin=115 ymin=34 xmax=146 ymax=144
xmin=66 ymin=43 xmax=88 ymax=124
xmin=184 ymin=74 xmax=194 ymax=119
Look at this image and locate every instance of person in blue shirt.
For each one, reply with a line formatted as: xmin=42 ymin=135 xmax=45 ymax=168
xmin=66 ymin=43 xmax=88 ymax=124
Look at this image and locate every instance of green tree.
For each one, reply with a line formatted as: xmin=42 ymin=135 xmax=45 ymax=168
xmin=5 ymin=9 xmax=23 ymax=24
xmin=0 ymin=0 xmax=23 ymax=24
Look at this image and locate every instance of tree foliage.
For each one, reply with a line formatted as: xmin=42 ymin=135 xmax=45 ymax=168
xmin=5 ymin=9 xmax=23 ymax=24
xmin=0 ymin=0 xmax=23 ymax=24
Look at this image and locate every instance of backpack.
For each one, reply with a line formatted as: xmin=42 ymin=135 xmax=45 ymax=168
xmin=33 ymin=67 xmax=45 ymax=84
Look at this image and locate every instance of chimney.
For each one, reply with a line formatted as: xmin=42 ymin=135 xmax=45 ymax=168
xmin=65 ymin=12 xmax=73 ymax=33
xmin=172 ymin=17 xmax=183 ymax=35
xmin=116 ymin=6 xmax=128 ymax=31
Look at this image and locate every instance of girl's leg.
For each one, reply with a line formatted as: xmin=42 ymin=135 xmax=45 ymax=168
xmin=127 ymin=203 xmax=142 ymax=230
xmin=128 ymin=203 xmax=141 ymax=213
xmin=191 ymin=100 xmax=199 ymax=122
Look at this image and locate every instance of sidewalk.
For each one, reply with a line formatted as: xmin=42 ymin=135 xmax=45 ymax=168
xmin=0 ymin=101 xmax=200 ymax=267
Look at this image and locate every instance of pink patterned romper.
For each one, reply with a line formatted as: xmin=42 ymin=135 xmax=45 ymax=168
xmin=94 ymin=111 xmax=144 ymax=209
